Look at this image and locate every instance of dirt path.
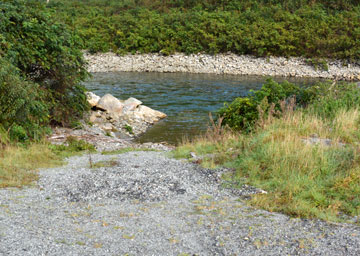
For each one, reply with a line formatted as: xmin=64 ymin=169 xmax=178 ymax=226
xmin=0 ymin=151 xmax=359 ymax=255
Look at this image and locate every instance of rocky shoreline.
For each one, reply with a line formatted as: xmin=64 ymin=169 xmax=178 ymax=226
xmin=48 ymin=92 xmax=169 ymax=151
xmin=85 ymin=52 xmax=360 ymax=81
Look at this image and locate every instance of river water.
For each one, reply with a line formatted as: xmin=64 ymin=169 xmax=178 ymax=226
xmin=84 ymin=72 xmax=320 ymax=145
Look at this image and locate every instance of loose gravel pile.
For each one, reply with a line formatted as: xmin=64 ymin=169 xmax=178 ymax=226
xmin=0 ymin=151 xmax=359 ymax=255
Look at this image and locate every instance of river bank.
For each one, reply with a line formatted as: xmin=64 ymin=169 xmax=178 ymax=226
xmin=85 ymin=52 xmax=360 ymax=81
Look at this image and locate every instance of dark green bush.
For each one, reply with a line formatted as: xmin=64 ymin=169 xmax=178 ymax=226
xmin=0 ymin=0 xmax=89 ymax=127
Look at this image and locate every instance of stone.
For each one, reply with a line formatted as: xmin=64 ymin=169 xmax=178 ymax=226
xmin=100 ymin=123 xmax=113 ymax=131
xmin=96 ymin=94 xmax=124 ymax=114
xmin=84 ymin=52 xmax=360 ymax=81
xmin=86 ymin=91 xmax=167 ymax=137
xmin=89 ymin=111 xmax=106 ymax=123
xmin=86 ymin=92 xmax=100 ymax=107
xmin=89 ymin=112 xmax=97 ymax=123
xmin=123 ymin=103 xmax=139 ymax=113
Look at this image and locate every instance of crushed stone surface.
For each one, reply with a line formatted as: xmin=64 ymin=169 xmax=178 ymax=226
xmin=0 ymin=151 xmax=359 ymax=255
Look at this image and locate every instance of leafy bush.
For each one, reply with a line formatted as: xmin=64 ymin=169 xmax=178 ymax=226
xmin=0 ymin=58 xmax=49 ymax=141
xmin=0 ymin=0 xmax=89 ymax=128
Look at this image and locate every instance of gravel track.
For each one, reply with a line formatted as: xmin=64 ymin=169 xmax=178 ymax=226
xmin=0 ymin=151 xmax=359 ymax=255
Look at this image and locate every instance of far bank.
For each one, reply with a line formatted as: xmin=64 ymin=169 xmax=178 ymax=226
xmin=85 ymin=52 xmax=360 ymax=81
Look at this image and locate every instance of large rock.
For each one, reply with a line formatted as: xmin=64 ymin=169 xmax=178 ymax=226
xmin=86 ymin=92 xmax=100 ymax=107
xmin=96 ymin=94 xmax=124 ymax=114
xmin=86 ymin=92 xmax=167 ymax=137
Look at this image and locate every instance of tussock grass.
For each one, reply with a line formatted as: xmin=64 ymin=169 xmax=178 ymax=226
xmin=174 ymin=108 xmax=360 ymax=222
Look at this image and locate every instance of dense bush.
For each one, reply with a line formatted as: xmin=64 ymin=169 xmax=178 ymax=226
xmin=49 ymin=0 xmax=360 ymax=59
xmin=0 ymin=0 xmax=89 ymax=141
xmin=217 ymin=79 xmax=360 ymax=131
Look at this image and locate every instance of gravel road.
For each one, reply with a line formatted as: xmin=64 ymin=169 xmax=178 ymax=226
xmin=0 ymin=151 xmax=359 ymax=255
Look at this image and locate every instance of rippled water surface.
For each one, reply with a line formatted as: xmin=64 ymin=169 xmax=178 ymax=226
xmin=84 ymin=72 xmax=320 ymax=145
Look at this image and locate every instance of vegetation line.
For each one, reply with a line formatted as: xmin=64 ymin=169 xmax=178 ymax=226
xmin=49 ymin=0 xmax=360 ymax=60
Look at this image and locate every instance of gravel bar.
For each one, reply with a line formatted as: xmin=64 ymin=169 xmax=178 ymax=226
xmin=0 ymin=151 xmax=359 ymax=255
xmin=85 ymin=52 xmax=360 ymax=81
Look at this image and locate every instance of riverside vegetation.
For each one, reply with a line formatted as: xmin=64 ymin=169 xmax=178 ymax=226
xmin=174 ymin=79 xmax=360 ymax=222
xmin=1 ymin=0 xmax=360 ymax=223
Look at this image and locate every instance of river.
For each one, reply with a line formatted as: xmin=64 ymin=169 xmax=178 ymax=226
xmin=84 ymin=72 xmax=321 ymax=145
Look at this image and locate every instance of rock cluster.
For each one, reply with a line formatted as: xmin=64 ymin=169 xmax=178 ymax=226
xmin=86 ymin=92 xmax=167 ymax=137
xmin=84 ymin=52 xmax=360 ymax=81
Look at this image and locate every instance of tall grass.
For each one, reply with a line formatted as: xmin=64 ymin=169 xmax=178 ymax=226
xmin=173 ymin=106 xmax=360 ymax=222
xmin=0 ymin=128 xmax=95 ymax=188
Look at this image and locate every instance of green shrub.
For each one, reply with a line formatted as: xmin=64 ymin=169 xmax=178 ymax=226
xmin=217 ymin=97 xmax=258 ymax=131
xmin=65 ymin=136 xmax=96 ymax=152
xmin=218 ymin=79 xmax=305 ymax=130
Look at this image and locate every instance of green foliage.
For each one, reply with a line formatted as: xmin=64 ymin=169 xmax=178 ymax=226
xmin=49 ymin=0 xmax=360 ymax=59
xmin=64 ymin=136 xmax=96 ymax=152
xmin=217 ymin=98 xmax=258 ymax=131
xmin=48 ymin=136 xmax=95 ymax=158
xmin=305 ymin=58 xmax=329 ymax=71
xmin=0 ymin=0 xmax=89 ymax=142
